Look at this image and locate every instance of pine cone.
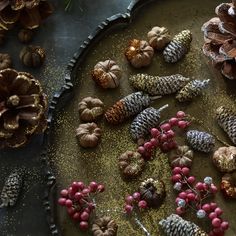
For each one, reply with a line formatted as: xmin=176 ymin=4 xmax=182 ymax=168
xmin=129 ymin=74 xmax=190 ymax=95
xmin=216 ymin=106 xmax=236 ymax=144
xmin=163 ymin=30 xmax=192 ymax=63
xmin=159 ymin=214 xmax=208 ymax=236
xmin=176 ymin=79 xmax=210 ymax=102
xmin=202 ymin=1 xmax=236 ymax=79
xmin=130 ymin=104 xmax=168 ymax=141
xmin=186 ymin=130 xmax=215 ymax=153
xmin=0 ymin=170 xmax=22 ymax=208
xmin=0 ymin=68 xmax=48 ymax=148
xmin=105 ymin=92 xmax=158 ymax=124
xmin=0 ymin=0 xmax=53 ymax=31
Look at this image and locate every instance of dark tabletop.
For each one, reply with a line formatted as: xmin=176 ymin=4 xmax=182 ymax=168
xmin=0 ymin=1 xmax=130 ymax=235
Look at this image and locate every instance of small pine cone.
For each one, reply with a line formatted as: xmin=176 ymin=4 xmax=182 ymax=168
xmin=130 ymin=104 xmax=168 ymax=141
xmin=0 ymin=171 xmax=22 ymax=208
xmin=176 ymin=79 xmax=210 ymax=102
xmin=216 ymin=106 xmax=236 ymax=145
xmin=186 ymin=130 xmax=215 ymax=153
xmin=159 ymin=214 xmax=208 ymax=236
xmin=129 ymin=73 xmax=190 ymax=95
xmin=105 ymin=92 xmax=154 ymax=124
xmin=163 ymin=30 xmax=192 ymax=63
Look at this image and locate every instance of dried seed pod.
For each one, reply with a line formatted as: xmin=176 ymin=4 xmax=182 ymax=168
xmin=129 ymin=73 xmax=190 ymax=95
xmin=216 ymin=106 xmax=236 ymax=145
xmin=19 ymin=45 xmax=46 ymax=68
xmin=159 ymin=214 xmax=208 ymax=236
xmin=139 ymin=178 xmax=166 ymax=208
xmin=18 ymin=29 xmax=34 ymax=43
xmin=105 ymin=92 xmax=160 ymax=124
xmin=169 ymin=145 xmax=194 ymax=168
xmin=212 ymin=146 xmax=236 ymax=172
xmin=118 ymin=151 xmax=145 ymax=178
xmin=176 ymin=79 xmax=210 ymax=102
xmin=186 ymin=130 xmax=215 ymax=153
xmin=130 ymin=104 xmax=168 ymax=141
xmin=221 ymin=172 xmax=236 ymax=198
xmin=0 ymin=53 xmax=12 ymax=70
xmin=163 ymin=30 xmax=192 ymax=63
xmin=147 ymin=26 xmax=171 ymax=50
xmin=0 ymin=170 xmax=22 ymax=208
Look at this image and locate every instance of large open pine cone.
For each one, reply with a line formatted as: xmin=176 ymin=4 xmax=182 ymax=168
xmin=202 ymin=1 xmax=236 ymax=79
xmin=0 ymin=68 xmax=47 ymax=148
xmin=0 ymin=0 xmax=53 ymax=30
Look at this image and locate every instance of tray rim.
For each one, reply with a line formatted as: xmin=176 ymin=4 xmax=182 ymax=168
xmin=41 ymin=0 xmax=156 ymax=235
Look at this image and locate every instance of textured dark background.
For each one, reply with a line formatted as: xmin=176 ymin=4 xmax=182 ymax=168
xmin=0 ymin=1 xmax=130 ymax=235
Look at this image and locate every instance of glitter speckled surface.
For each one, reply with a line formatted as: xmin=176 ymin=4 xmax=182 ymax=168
xmin=49 ymin=0 xmax=236 ymax=235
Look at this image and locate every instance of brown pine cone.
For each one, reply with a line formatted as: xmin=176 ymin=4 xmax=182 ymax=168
xmin=0 ymin=68 xmax=48 ymax=148
xmin=0 ymin=53 xmax=12 ymax=70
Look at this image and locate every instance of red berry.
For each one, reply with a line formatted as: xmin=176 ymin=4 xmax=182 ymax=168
xmin=133 ymin=192 xmax=141 ymax=201
xmin=209 ymin=212 xmax=217 ymax=220
xmin=212 ymin=218 xmax=222 ymax=228
xmin=88 ymin=203 xmax=95 ymax=210
xmin=79 ymin=221 xmax=89 ymax=231
xmin=203 ymin=183 xmax=209 ymax=190
xmin=187 ymin=193 xmax=195 ymax=201
xmin=68 ymin=187 xmax=76 ymax=198
xmin=169 ymin=117 xmax=178 ymax=126
xmin=176 ymin=206 xmax=185 ymax=215
xmin=210 ymin=184 xmax=218 ymax=194
xmin=60 ymin=189 xmax=68 ymax=198
xmin=179 ymin=192 xmax=187 ymax=199
xmin=221 ymin=221 xmax=229 ymax=230
xmin=125 ymin=195 xmax=134 ymax=204
xmin=160 ymin=134 xmax=168 ymax=142
xmin=80 ymin=211 xmax=89 ymax=221
xmin=178 ymin=120 xmax=187 ymax=129
xmin=214 ymin=207 xmax=223 ymax=216
xmin=172 ymin=174 xmax=182 ymax=182
xmin=138 ymin=200 xmax=148 ymax=209
xmin=137 ymin=146 xmax=145 ymax=154
xmin=65 ymin=199 xmax=73 ymax=208
xmin=77 ymin=181 xmax=85 ymax=190
xmin=166 ymin=129 xmax=175 ymax=138
xmin=67 ymin=207 xmax=76 ymax=215
xmin=172 ymin=167 xmax=182 ymax=175
xmin=151 ymin=128 xmax=160 ymax=138
xmin=210 ymin=202 xmax=217 ymax=210
xmin=71 ymin=182 xmax=80 ymax=191
xmin=150 ymin=138 xmax=158 ymax=147
xmin=195 ymin=182 xmax=204 ymax=191
xmin=89 ymin=181 xmax=98 ymax=192
xmin=58 ymin=198 xmax=66 ymax=206
xmin=176 ymin=111 xmax=186 ymax=118
xmin=72 ymin=212 xmax=80 ymax=221
xmin=97 ymin=184 xmax=105 ymax=192
xmin=181 ymin=167 xmax=190 ymax=176
xmin=160 ymin=123 xmax=171 ymax=131
xmin=187 ymin=176 xmax=195 ymax=184
xmin=74 ymin=192 xmax=83 ymax=201
xmin=161 ymin=142 xmax=169 ymax=152
xmin=82 ymin=188 xmax=90 ymax=195
xmin=202 ymin=204 xmax=211 ymax=212
xmin=125 ymin=204 xmax=133 ymax=214
xmin=84 ymin=207 xmax=91 ymax=213
xmin=144 ymin=142 xmax=152 ymax=150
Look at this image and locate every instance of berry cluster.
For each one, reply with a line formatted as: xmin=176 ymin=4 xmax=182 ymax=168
xmin=171 ymin=167 xmax=229 ymax=236
xmin=124 ymin=192 xmax=148 ymax=214
xmin=58 ymin=181 xmax=105 ymax=231
xmin=137 ymin=111 xmax=190 ymax=159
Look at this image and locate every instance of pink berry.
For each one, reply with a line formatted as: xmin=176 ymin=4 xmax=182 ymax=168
xmin=60 ymin=189 xmax=68 ymax=197
xmin=176 ymin=206 xmax=185 ymax=215
xmin=151 ymin=128 xmax=160 ymax=138
xmin=175 ymin=197 xmax=181 ymax=204
xmin=202 ymin=204 xmax=211 ymax=212
xmin=169 ymin=117 xmax=178 ymax=126
xmin=150 ymin=138 xmax=158 ymax=147
xmin=72 ymin=212 xmax=80 ymax=221
xmin=172 ymin=174 xmax=182 ymax=182
xmin=79 ymin=221 xmax=89 ymax=231
xmin=65 ymin=199 xmax=73 ymax=208
xmin=138 ymin=146 xmax=145 ymax=154
xmin=68 ymin=187 xmax=76 ymax=198
xmin=97 ymin=184 xmax=105 ymax=192
xmin=179 ymin=192 xmax=187 ymax=199
xmin=67 ymin=207 xmax=76 ymax=215
xmin=210 ymin=184 xmax=218 ymax=194
xmin=138 ymin=200 xmax=148 ymax=209
xmin=82 ymin=188 xmax=90 ymax=195
xmin=160 ymin=134 xmax=168 ymax=143
xmin=166 ymin=129 xmax=175 ymax=138
xmin=160 ymin=123 xmax=171 ymax=131
xmin=195 ymin=182 xmax=204 ymax=190
xmin=187 ymin=193 xmax=195 ymax=201
xmin=144 ymin=142 xmax=152 ymax=150
xmin=74 ymin=192 xmax=83 ymax=201
xmin=203 ymin=183 xmax=209 ymax=190
xmin=125 ymin=195 xmax=134 ymax=204
xmin=58 ymin=198 xmax=66 ymax=206
xmin=210 ymin=202 xmax=217 ymax=210
xmin=187 ymin=176 xmax=195 ymax=184
xmin=212 ymin=218 xmax=222 ymax=228
xmin=80 ymin=211 xmax=89 ymax=221
xmin=221 ymin=221 xmax=229 ymax=230
xmin=209 ymin=212 xmax=217 ymax=220
xmin=71 ymin=181 xmax=80 ymax=191
xmin=84 ymin=207 xmax=91 ymax=213
xmin=89 ymin=181 xmax=98 ymax=192
xmin=172 ymin=167 xmax=182 ymax=175
xmin=181 ymin=167 xmax=190 ymax=176
xmin=161 ymin=142 xmax=169 ymax=152
xmin=176 ymin=111 xmax=186 ymax=118
xmin=214 ymin=207 xmax=223 ymax=216
xmin=88 ymin=203 xmax=95 ymax=210
xmin=133 ymin=192 xmax=141 ymax=201
xmin=178 ymin=120 xmax=187 ymax=129
xmin=77 ymin=181 xmax=85 ymax=190
xmin=125 ymin=204 xmax=133 ymax=214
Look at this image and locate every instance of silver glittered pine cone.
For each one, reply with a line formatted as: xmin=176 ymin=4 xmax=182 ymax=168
xmin=129 ymin=73 xmax=190 ymax=95
xmin=163 ymin=30 xmax=192 ymax=63
xmin=159 ymin=214 xmax=208 ymax=236
xmin=216 ymin=106 xmax=236 ymax=145
xmin=186 ymin=130 xmax=215 ymax=153
xmin=0 ymin=170 xmax=22 ymax=208
xmin=176 ymin=79 xmax=210 ymax=102
xmin=105 ymin=92 xmax=160 ymax=124
xmin=130 ymin=104 xmax=169 ymax=141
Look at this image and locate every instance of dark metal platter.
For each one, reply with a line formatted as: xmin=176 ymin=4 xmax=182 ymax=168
xmin=44 ymin=0 xmax=236 ymax=235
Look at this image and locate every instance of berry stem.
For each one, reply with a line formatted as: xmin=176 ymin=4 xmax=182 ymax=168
xmin=134 ymin=214 xmax=151 ymax=236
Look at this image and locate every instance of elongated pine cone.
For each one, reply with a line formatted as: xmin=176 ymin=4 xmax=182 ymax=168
xmin=129 ymin=74 xmax=190 ymax=95
xmin=105 ymin=92 xmax=157 ymax=124
xmin=186 ymin=130 xmax=215 ymax=153
xmin=176 ymin=79 xmax=210 ymax=102
xmin=163 ymin=30 xmax=192 ymax=63
xmin=0 ymin=0 xmax=53 ymax=30
xmin=221 ymin=172 xmax=236 ymax=198
xmin=0 ymin=170 xmax=22 ymax=208
xmin=0 ymin=68 xmax=48 ymax=149
xmin=130 ymin=104 xmax=168 ymax=141
xmin=159 ymin=214 xmax=208 ymax=236
xmin=216 ymin=106 xmax=236 ymax=145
